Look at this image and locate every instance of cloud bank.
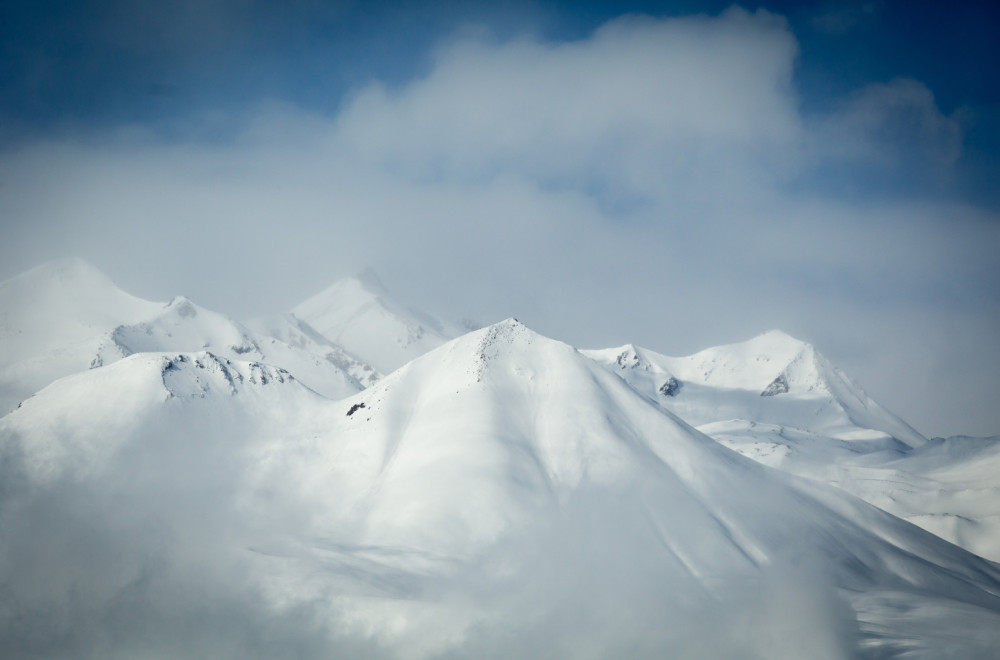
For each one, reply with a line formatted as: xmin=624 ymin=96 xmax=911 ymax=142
xmin=0 ymin=396 xmax=861 ymax=660
xmin=0 ymin=7 xmax=996 ymax=437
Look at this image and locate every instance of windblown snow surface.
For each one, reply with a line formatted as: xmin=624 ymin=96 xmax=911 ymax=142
xmin=2 ymin=262 xmax=1000 ymax=659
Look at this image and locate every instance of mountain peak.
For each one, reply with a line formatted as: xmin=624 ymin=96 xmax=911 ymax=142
xmin=472 ymin=318 xmax=531 ymax=366
xmin=600 ymin=343 xmax=659 ymax=373
xmin=670 ymin=330 xmax=815 ymax=393
xmin=159 ymin=352 xmax=296 ymax=399
xmin=165 ymin=295 xmax=200 ymax=318
xmin=488 ymin=316 xmax=525 ymax=332
xmin=742 ymin=329 xmax=813 ymax=358
xmin=354 ymin=267 xmax=387 ymax=293
xmin=292 ymin=272 xmax=456 ymax=375
xmin=28 ymin=256 xmax=102 ymax=276
xmin=586 ymin=331 xmax=927 ymax=449
xmin=5 ymin=257 xmax=119 ymax=293
xmin=757 ymin=329 xmax=802 ymax=342
xmin=0 ymin=259 xmax=163 ymax=415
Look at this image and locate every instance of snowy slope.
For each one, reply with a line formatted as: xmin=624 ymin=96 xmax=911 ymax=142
xmin=0 ymin=260 xmax=363 ymax=406
xmin=1 ymin=351 xmax=316 ymax=483
xmin=94 ymin=296 xmax=363 ymax=400
xmin=292 ymin=269 xmax=461 ymax=375
xmin=91 ymin=295 xmax=265 ymax=366
xmin=2 ymin=320 xmax=999 ymax=658
xmin=584 ymin=330 xmax=928 ymax=449
xmin=884 ymin=435 xmax=1000 ymax=559
xmin=704 ymin=421 xmax=1000 ymax=561
xmin=0 ymin=258 xmax=160 ymax=414
xmin=584 ymin=332 xmax=1000 ymax=560
xmin=247 ymin=313 xmax=382 ymax=389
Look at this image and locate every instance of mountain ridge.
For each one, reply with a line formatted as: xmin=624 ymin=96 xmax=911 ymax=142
xmin=0 ymin=260 xmax=371 ymax=409
xmin=584 ymin=332 xmax=927 ymax=449
xmin=291 ymin=271 xmax=459 ymax=375
xmin=2 ymin=316 xmax=999 ymax=657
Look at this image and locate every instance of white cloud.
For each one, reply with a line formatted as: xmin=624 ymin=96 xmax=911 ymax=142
xmin=810 ymin=77 xmax=963 ymax=171
xmin=332 ymin=7 xmax=802 ymax=199
xmin=0 ymin=8 xmax=996 ymax=437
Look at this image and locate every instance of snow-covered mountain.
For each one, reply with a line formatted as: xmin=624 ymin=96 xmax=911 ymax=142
xmin=0 ymin=260 xmax=367 ymax=407
xmin=0 ymin=261 xmax=466 ymax=410
xmin=0 ymin=258 xmax=161 ymax=414
xmin=2 ymin=350 xmax=315 ymax=483
xmin=93 ymin=294 xmax=368 ymax=400
xmin=91 ymin=295 xmax=266 ymax=366
xmin=2 ymin=260 xmax=999 ymax=657
xmin=2 ymin=319 xmax=999 ymax=658
xmin=292 ymin=269 xmax=464 ymax=375
xmin=584 ymin=330 xmax=927 ymax=450
xmin=875 ymin=434 xmax=1000 ymax=560
xmin=584 ymin=332 xmax=1000 ymax=561
xmin=247 ymin=313 xmax=383 ymax=388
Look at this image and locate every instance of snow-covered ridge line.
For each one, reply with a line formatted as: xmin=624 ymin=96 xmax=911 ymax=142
xmin=291 ymin=271 xmax=460 ymax=375
xmin=581 ymin=333 xmax=1000 ymax=560
xmin=159 ymin=352 xmax=296 ymax=398
xmin=3 ymin=257 xmax=998 ymax=565
xmin=583 ymin=330 xmax=926 ymax=449
xmin=3 ymin=314 xmax=999 ymax=657
xmin=0 ymin=260 xmax=379 ymax=412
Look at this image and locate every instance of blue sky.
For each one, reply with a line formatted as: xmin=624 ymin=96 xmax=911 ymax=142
xmin=1 ymin=0 xmax=998 ymax=437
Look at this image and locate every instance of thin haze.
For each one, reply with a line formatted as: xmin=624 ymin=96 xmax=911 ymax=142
xmin=0 ymin=1 xmax=998 ymax=438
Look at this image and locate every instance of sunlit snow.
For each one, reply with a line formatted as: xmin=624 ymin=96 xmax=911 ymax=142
xmin=1 ymin=260 xmax=998 ymax=659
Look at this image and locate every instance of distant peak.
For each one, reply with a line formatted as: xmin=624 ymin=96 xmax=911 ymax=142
xmin=475 ymin=318 xmax=532 ymax=348
xmin=754 ymin=329 xmax=808 ymax=345
xmin=355 ymin=267 xmax=386 ymax=292
xmin=44 ymin=256 xmax=91 ymax=270
xmin=166 ymin=296 xmax=199 ymax=318
xmin=15 ymin=257 xmax=112 ymax=284
xmin=299 ymin=269 xmax=391 ymax=307
xmin=739 ymin=330 xmax=814 ymax=359
xmin=488 ymin=317 xmax=526 ymax=333
xmin=38 ymin=256 xmax=95 ymax=271
xmin=159 ymin=352 xmax=295 ymax=398
xmin=613 ymin=344 xmax=642 ymax=369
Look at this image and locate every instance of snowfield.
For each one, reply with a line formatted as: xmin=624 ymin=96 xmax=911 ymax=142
xmin=1 ymin=260 xmax=998 ymax=659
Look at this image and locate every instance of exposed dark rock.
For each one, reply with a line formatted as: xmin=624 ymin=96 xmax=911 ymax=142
xmin=761 ymin=374 xmax=789 ymax=397
xmin=616 ymin=348 xmax=639 ymax=369
xmin=659 ymin=377 xmax=682 ymax=397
